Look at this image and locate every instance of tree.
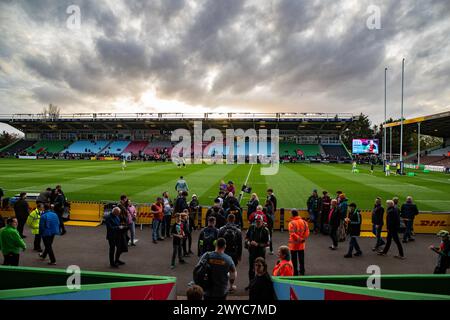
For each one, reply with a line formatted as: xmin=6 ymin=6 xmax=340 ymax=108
xmin=0 ymin=131 xmax=19 ymax=149
xmin=42 ymin=104 xmax=60 ymax=119
xmin=341 ymin=113 xmax=374 ymax=150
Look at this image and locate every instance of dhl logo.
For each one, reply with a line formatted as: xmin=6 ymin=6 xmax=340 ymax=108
xmin=417 ymin=220 xmax=447 ymax=227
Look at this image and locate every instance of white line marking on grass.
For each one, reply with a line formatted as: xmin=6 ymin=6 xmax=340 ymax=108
xmin=239 ymin=164 xmax=254 ymax=204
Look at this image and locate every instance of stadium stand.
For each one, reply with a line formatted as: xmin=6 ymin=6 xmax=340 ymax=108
xmin=298 ymin=144 xmax=321 ymax=157
xmin=1 ymin=139 xmax=36 ymax=154
xmin=428 ymin=146 xmax=450 ymax=156
xmin=322 ymin=144 xmax=350 ymax=158
xmin=63 ymin=140 xmax=110 ymax=154
xmin=122 ymin=141 xmax=149 ymax=155
xmin=144 ymin=140 xmax=173 ymax=155
xmin=99 ymin=141 xmax=130 ymax=155
xmin=26 ymin=140 xmax=71 ymax=154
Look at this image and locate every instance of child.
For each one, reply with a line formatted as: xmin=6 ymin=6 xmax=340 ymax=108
xmin=430 ymin=230 xmax=450 ymax=274
xmin=170 ymin=213 xmax=186 ymax=269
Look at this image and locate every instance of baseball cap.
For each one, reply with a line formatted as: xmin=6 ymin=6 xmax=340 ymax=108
xmin=437 ymin=230 xmax=449 ymax=237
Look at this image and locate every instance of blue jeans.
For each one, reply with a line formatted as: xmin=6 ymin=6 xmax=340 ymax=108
xmin=309 ymin=210 xmax=319 ymax=231
xmin=403 ymin=219 xmax=414 ymax=241
xmin=128 ymin=221 xmax=136 ymax=243
xmin=347 ymin=236 xmax=361 ymax=255
xmin=152 ymin=219 xmax=161 ymax=241
xmin=372 ymin=224 xmax=385 ymax=248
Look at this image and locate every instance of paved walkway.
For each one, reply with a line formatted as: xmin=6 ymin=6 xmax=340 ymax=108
xmin=16 ymin=225 xmax=440 ymax=297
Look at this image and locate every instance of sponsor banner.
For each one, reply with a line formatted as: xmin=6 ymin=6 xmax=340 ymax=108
xmin=424 ymin=165 xmax=446 ymax=172
xmin=404 ymin=163 xmax=419 ymax=169
xmin=18 ymin=155 xmax=37 ymax=160
xmin=98 ymin=156 xmax=119 ymax=161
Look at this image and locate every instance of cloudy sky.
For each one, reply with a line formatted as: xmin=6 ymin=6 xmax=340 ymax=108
xmin=0 ymin=0 xmax=449 ymax=133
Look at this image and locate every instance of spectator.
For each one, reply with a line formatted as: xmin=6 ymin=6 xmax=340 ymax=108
xmin=162 ymin=191 xmax=173 ymax=238
xmin=372 ymin=197 xmax=385 ymax=251
xmin=215 ymin=190 xmax=226 ymax=206
xmin=196 ymin=237 xmax=237 ymax=300
xmin=205 ymin=199 xmax=226 ymax=229
xmin=175 ymin=176 xmax=189 ymax=193
xmin=320 ymin=191 xmax=331 ymax=234
xmin=218 ymin=214 xmax=242 ymax=266
xmin=430 ymin=230 xmax=450 ymax=274
xmin=26 ymin=202 xmax=44 ymax=252
xmin=170 ymin=213 xmax=186 ymax=269
xmin=14 ymin=192 xmax=29 ymax=238
xmin=36 ymin=188 xmax=52 ymax=205
xmin=288 ymin=209 xmax=310 ymax=275
xmin=226 ymin=181 xmax=235 ymax=196
xmin=219 ymin=180 xmax=227 ymax=193
xmin=392 ymin=197 xmax=399 ymax=209
xmin=344 ymin=203 xmax=362 ymax=258
xmin=328 ymin=199 xmax=341 ymax=250
xmin=378 ymin=200 xmax=405 ymax=259
xmin=53 ymin=188 xmax=66 ymax=235
xmin=106 ymin=207 xmax=128 ymax=268
xmin=247 ymin=193 xmax=259 ymax=220
xmin=226 ymin=203 xmax=243 ymax=229
xmin=263 ymin=201 xmax=275 ymax=254
xmin=181 ymin=210 xmax=193 ymax=256
xmin=198 ymin=216 xmax=219 ymax=256
xmin=151 ymin=197 xmax=164 ymax=244
xmin=189 ymin=194 xmax=200 ymax=230
xmin=186 ymin=285 xmax=204 ymax=300
xmin=272 ymin=245 xmax=294 ymax=276
xmin=338 ymin=194 xmax=348 ymax=242
xmin=0 ymin=187 xmax=4 ymax=209
xmin=307 ymin=189 xmax=321 ymax=234
xmin=0 ymin=218 xmax=26 ymax=266
xmin=174 ymin=191 xmax=189 ymax=214
xmin=223 ymin=192 xmax=239 ymax=212
xmin=245 ymin=215 xmax=270 ymax=288
xmin=266 ymin=189 xmax=277 ymax=212
xmin=400 ymin=196 xmax=419 ymax=243
xmin=39 ymin=203 xmax=60 ymax=265
xmin=249 ymin=257 xmax=277 ymax=301
xmin=126 ymin=200 xmax=137 ymax=246
xmin=249 ymin=205 xmax=268 ymax=225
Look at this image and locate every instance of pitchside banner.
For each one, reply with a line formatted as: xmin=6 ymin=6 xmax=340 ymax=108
xmin=18 ymin=156 xmax=37 ymax=160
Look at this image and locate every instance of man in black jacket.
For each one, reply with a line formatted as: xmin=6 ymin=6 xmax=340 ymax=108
xmin=266 ymin=189 xmax=277 ymax=212
xmin=328 ymin=199 xmax=341 ymax=250
xmin=205 ymin=199 xmax=226 ymax=229
xmin=218 ymin=214 xmax=243 ymax=266
xmin=344 ymin=203 xmax=362 ymax=258
xmin=53 ymin=189 xmax=66 ymax=235
xmin=174 ymin=191 xmax=189 ymax=214
xmin=371 ymin=197 xmax=385 ymax=251
xmin=13 ymin=192 xmax=29 ymax=238
xmin=245 ymin=216 xmax=269 ymax=287
xmin=400 ymin=196 xmax=419 ymax=243
xmin=378 ymin=200 xmax=405 ymax=259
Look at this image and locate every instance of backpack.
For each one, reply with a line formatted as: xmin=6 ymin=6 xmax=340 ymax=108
xmin=193 ymin=253 xmax=212 ymax=290
xmin=223 ymin=226 xmax=238 ymax=253
xmin=202 ymin=228 xmax=217 ymax=252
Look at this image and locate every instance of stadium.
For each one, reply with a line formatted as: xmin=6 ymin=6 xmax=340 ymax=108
xmin=1 ymin=0 xmax=450 ymax=308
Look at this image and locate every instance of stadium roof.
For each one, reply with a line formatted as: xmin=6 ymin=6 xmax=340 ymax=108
xmin=383 ymin=111 xmax=450 ymax=138
xmin=0 ymin=112 xmax=354 ymax=134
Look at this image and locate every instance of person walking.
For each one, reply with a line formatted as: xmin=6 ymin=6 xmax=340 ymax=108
xmin=39 ymin=203 xmax=60 ymax=265
xmin=26 ymin=202 xmax=44 ymax=252
xmin=181 ymin=210 xmax=193 ymax=256
xmin=0 ymin=218 xmax=26 ymax=266
xmin=174 ymin=191 xmax=189 ymax=214
xmin=378 ymin=200 xmax=405 ymax=259
xmin=328 ymin=199 xmax=341 ymax=250
xmin=306 ymin=189 xmax=321 ymax=234
xmin=249 ymin=257 xmax=277 ymax=301
xmin=53 ymin=188 xmax=66 ymax=235
xmin=162 ymin=191 xmax=173 ymax=238
xmin=372 ymin=197 xmax=385 ymax=251
xmin=195 ymin=238 xmax=237 ymax=300
xmin=198 ymin=216 xmax=219 ymax=257
xmin=105 ymin=207 xmax=128 ymax=268
xmin=263 ymin=200 xmax=275 ymax=254
xmin=245 ymin=216 xmax=270 ymax=288
xmin=126 ymin=200 xmax=137 ymax=246
xmin=175 ymin=176 xmax=189 ymax=193
xmin=337 ymin=194 xmax=348 ymax=242
xmin=151 ymin=197 xmax=164 ymax=244
xmin=218 ymin=214 xmax=243 ymax=266
xmin=266 ymin=189 xmax=277 ymax=212
xmin=344 ymin=203 xmax=362 ymax=258
xmin=189 ymin=194 xmax=200 ymax=230
xmin=400 ymin=196 xmax=419 ymax=243
xmin=272 ymin=246 xmax=294 ymax=276
xmin=288 ymin=209 xmax=310 ymax=275
xmin=205 ymin=199 xmax=226 ymax=229
xmin=13 ymin=192 xmax=29 ymax=238
xmin=170 ymin=213 xmax=186 ymax=269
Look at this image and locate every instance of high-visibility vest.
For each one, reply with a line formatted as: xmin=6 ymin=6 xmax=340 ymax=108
xmin=272 ymin=259 xmax=294 ymax=276
xmin=288 ymin=217 xmax=310 ymax=251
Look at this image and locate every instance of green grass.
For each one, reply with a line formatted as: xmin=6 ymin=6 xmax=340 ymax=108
xmin=0 ymin=159 xmax=449 ymax=211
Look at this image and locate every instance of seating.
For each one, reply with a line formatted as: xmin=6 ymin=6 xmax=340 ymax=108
xmin=322 ymin=144 xmax=350 ymax=158
xmin=123 ymin=141 xmax=149 ymax=155
xmin=63 ymin=140 xmax=110 ymax=154
xmin=1 ymin=140 xmax=36 ymax=154
xmin=99 ymin=141 xmax=130 ymax=155
xmin=26 ymin=140 xmax=71 ymax=154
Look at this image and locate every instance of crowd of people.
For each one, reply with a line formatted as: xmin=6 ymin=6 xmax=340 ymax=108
xmin=0 ymin=179 xmax=449 ymax=300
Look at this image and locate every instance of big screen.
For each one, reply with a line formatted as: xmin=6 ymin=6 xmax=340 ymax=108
xmin=352 ymin=139 xmax=379 ymax=154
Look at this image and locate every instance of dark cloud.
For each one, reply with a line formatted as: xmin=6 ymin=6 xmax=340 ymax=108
xmin=0 ymin=0 xmax=448 ymax=123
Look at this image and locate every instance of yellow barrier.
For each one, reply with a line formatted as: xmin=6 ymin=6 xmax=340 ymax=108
xmin=69 ymin=201 xmax=102 ymax=222
xmin=136 ymin=205 xmax=153 ymax=225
